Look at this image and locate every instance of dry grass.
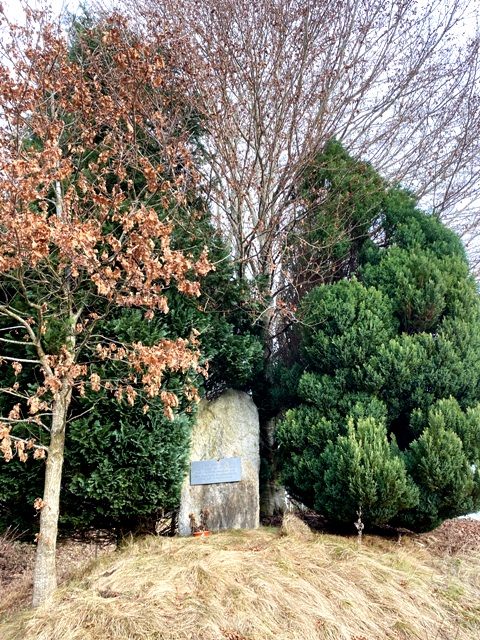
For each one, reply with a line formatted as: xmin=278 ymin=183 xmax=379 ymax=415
xmin=280 ymin=512 xmax=315 ymax=541
xmin=0 ymin=527 xmax=36 ymax=614
xmin=0 ymin=531 xmax=116 ymax=618
xmin=1 ymin=524 xmax=480 ymax=640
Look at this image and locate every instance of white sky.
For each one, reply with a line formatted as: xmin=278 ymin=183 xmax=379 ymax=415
xmin=1 ymin=0 xmax=80 ymax=23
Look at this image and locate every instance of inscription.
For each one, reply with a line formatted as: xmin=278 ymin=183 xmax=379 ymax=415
xmin=190 ymin=457 xmax=242 ymax=485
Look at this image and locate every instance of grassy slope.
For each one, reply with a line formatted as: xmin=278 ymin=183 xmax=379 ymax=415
xmin=1 ymin=520 xmax=480 ymax=640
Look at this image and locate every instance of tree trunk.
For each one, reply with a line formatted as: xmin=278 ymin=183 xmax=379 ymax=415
xmin=259 ymin=417 xmax=286 ymax=517
xmin=32 ymin=381 xmax=72 ymax=607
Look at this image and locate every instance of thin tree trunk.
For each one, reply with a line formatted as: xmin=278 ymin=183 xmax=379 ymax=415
xmin=32 ymin=381 xmax=72 ymax=607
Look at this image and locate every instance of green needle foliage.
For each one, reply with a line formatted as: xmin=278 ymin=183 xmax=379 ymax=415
xmin=286 ymin=138 xmax=386 ymax=298
xmin=278 ymin=176 xmax=480 ymax=532
xmin=320 ymin=417 xmax=418 ymax=526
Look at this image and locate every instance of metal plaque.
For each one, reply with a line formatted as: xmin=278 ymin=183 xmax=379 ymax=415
xmin=190 ymin=457 xmax=242 ymax=485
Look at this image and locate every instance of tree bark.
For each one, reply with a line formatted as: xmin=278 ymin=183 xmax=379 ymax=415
xmin=259 ymin=417 xmax=286 ymax=517
xmin=32 ymin=381 xmax=72 ymax=607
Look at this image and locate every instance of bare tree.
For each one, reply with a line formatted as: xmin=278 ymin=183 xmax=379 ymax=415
xmin=118 ymin=0 xmax=480 ymax=288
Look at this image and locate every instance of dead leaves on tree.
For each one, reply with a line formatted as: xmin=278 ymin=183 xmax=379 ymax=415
xmin=0 ymin=7 xmax=212 ymax=460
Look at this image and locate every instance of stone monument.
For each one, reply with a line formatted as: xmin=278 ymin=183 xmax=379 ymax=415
xmin=178 ymin=389 xmax=260 ymax=535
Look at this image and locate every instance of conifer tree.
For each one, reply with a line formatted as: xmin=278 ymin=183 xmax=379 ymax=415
xmin=277 ymin=183 xmax=480 ymax=532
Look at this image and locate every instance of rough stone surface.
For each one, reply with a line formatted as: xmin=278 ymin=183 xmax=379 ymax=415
xmin=178 ymin=389 xmax=260 ymax=535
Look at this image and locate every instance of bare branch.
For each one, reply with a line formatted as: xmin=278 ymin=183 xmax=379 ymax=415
xmin=0 ymin=336 xmax=35 ymax=346
xmin=0 ymin=355 xmax=42 ymax=365
xmin=0 ymin=305 xmax=38 ymax=344
xmin=123 ymin=0 xmax=480 ymax=287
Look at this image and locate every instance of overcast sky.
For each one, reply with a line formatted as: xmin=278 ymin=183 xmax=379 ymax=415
xmin=1 ymin=0 xmax=80 ymax=23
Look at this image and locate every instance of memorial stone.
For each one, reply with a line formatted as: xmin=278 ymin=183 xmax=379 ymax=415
xmin=178 ymin=389 xmax=260 ymax=535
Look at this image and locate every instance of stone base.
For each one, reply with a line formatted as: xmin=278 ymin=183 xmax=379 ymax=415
xmin=178 ymin=390 xmax=260 ymax=535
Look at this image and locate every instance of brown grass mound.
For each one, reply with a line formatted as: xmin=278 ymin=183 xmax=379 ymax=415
xmin=1 ymin=526 xmax=480 ymax=640
xmin=280 ymin=512 xmax=315 ymax=541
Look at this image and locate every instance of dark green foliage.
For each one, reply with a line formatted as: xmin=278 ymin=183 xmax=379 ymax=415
xmin=1 ymin=400 xmax=193 ymax=534
xmin=319 ymin=418 xmax=418 ymax=526
xmin=0 ymin=227 xmax=264 ymax=534
xmin=286 ymin=138 xmax=387 ymax=297
xmin=300 ymin=278 xmax=396 ymax=372
xmin=379 ymin=187 xmax=466 ymax=260
xmin=403 ymin=431 xmax=479 ymax=530
xmin=258 ymin=362 xmax=304 ymax=419
xmin=61 ymin=398 xmax=193 ymax=530
xmin=277 ymin=180 xmax=480 ymax=532
xmin=165 ymin=204 xmax=266 ymax=395
xmin=0 ymin=454 xmax=44 ymax=534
